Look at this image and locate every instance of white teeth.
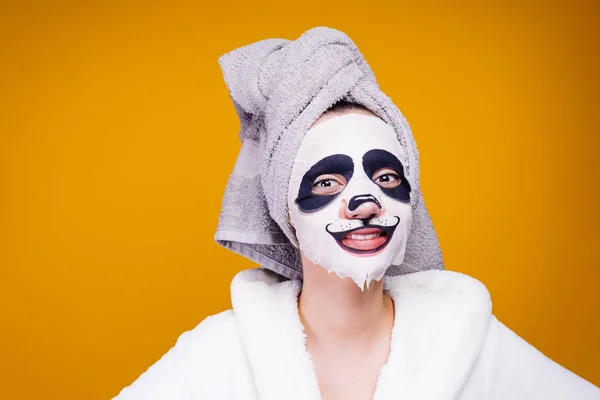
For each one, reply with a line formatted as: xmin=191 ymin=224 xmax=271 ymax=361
xmin=349 ymin=232 xmax=381 ymax=240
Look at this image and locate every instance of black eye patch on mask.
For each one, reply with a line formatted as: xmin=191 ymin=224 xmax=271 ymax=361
xmin=295 ymin=154 xmax=354 ymax=213
xmin=362 ymin=149 xmax=411 ymax=203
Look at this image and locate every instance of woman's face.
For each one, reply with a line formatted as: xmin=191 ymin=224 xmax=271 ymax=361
xmin=287 ymin=111 xmax=413 ymax=290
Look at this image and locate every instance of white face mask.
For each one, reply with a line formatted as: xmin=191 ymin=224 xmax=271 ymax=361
xmin=288 ymin=113 xmax=413 ymax=290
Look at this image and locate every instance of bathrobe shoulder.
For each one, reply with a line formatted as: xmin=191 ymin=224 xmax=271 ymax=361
xmin=113 ymin=309 xmax=255 ymax=399
xmin=112 ymin=269 xmax=599 ymax=400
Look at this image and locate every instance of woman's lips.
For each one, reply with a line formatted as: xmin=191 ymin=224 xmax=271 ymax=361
xmin=325 ymin=217 xmax=399 ymax=256
xmin=341 ymin=227 xmax=388 ymax=251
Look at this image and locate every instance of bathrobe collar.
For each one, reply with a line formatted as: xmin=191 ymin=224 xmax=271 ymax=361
xmin=230 ymin=268 xmax=492 ymax=400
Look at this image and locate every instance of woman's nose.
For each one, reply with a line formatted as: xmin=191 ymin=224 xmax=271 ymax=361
xmin=343 ymin=194 xmax=383 ymax=220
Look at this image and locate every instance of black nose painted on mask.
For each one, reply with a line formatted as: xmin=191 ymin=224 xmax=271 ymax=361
xmin=347 ymin=194 xmax=382 ymax=212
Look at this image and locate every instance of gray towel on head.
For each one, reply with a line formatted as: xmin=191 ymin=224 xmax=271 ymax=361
xmin=215 ymin=26 xmax=444 ymax=280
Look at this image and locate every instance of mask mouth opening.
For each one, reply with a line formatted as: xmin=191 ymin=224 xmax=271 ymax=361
xmin=325 ymin=217 xmax=400 ymax=255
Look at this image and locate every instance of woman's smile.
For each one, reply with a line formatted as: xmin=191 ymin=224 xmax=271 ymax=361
xmin=342 ymin=227 xmax=388 ymax=251
xmin=325 ymin=218 xmax=400 ymax=256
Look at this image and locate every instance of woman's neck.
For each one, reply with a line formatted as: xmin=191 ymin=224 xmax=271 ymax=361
xmin=298 ymin=254 xmax=394 ymax=349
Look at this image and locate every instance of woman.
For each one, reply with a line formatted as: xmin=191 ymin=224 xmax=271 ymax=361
xmin=113 ymin=26 xmax=599 ymax=399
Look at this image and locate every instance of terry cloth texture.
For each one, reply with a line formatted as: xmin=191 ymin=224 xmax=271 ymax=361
xmin=112 ymin=268 xmax=600 ymax=399
xmin=214 ymin=26 xmax=444 ymax=280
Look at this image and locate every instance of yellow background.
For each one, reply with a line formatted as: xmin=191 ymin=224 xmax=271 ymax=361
xmin=1 ymin=0 xmax=598 ymax=398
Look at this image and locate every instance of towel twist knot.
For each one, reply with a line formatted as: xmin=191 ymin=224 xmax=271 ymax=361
xmin=218 ymin=27 xmax=379 ymax=143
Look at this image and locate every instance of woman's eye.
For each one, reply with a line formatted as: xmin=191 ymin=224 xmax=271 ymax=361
xmin=373 ymin=168 xmax=401 ymax=189
xmin=312 ymin=174 xmax=346 ymax=195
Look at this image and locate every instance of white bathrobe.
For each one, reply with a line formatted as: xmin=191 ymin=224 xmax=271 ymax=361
xmin=113 ymin=268 xmax=599 ymax=399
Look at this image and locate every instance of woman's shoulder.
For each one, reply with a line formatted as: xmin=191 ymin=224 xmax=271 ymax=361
xmin=388 ymin=268 xmax=489 ymax=288
xmin=175 ymin=309 xmax=241 ymax=355
xmin=159 ymin=309 xmax=244 ymax=375
xmin=480 ymin=315 xmax=600 ymax=397
xmin=192 ymin=309 xmax=237 ymax=334
xmin=384 ymin=269 xmax=492 ymax=310
xmin=112 ymin=309 xmax=247 ymax=399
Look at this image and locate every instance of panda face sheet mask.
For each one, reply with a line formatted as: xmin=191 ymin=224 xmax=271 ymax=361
xmin=288 ymin=113 xmax=413 ymax=290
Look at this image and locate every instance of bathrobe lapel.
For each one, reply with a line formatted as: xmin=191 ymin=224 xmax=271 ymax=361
xmin=230 ymin=268 xmax=492 ymax=400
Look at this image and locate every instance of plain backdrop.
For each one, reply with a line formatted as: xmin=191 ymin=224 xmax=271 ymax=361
xmin=1 ymin=0 xmax=598 ymax=398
